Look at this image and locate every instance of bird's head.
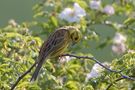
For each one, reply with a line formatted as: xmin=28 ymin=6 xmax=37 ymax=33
xmin=66 ymin=26 xmax=82 ymax=45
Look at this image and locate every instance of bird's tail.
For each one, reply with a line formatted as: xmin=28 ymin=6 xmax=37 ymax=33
xmin=30 ymin=59 xmax=44 ymax=82
xmin=30 ymin=61 xmax=44 ymax=81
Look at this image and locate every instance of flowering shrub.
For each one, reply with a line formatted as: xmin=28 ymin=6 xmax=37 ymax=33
xmin=59 ymin=3 xmax=86 ymax=23
xmin=0 ymin=0 xmax=135 ymax=90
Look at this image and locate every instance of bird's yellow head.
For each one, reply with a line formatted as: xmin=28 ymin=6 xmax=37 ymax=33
xmin=66 ymin=26 xmax=82 ymax=44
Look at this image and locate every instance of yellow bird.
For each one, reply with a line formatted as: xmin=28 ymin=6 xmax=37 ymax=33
xmin=30 ymin=26 xmax=82 ymax=81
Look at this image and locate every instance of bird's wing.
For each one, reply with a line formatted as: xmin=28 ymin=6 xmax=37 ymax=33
xmin=37 ymin=29 xmax=69 ymax=62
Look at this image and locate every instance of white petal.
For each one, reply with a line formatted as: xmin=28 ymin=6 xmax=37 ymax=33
xmin=59 ymin=8 xmax=73 ymax=19
xmin=113 ymin=33 xmax=127 ymax=44
xmin=59 ymin=3 xmax=86 ymax=23
xmin=86 ymin=64 xmax=103 ymax=80
xmin=90 ymin=0 xmax=101 ymax=10
xmin=86 ymin=62 xmax=110 ymax=81
xmin=112 ymin=43 xmax=127 ymax=55
xmin=74 ymin=3 xmax=86 ymax=17
xmin=103 ymin=5 xmax=115 ymax=15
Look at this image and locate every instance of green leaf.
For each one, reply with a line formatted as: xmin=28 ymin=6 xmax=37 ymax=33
xmin=51 ymin=16 xmax=58 ymax=27
xmin=65 ymin=81 xmax=79 ymax=89
xmin=124 ymin=18 xmax=135 ymax=25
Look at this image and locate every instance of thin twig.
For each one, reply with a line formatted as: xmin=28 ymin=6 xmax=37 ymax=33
xmin=11 ymin=62 xmax=37 ymax=90
xmin=62 ymin=54 xmax=135 ymax=81
xmin=11 ymin=54 xmax=135 ymax=90
xmin=119 ymin=73 xmax=135 ymax=80
xmin=106 ymin=76 xmax=135 ymax=90
xmin=106 ymin=77 xmax=124 ymax=90
xmin=62 ymin=54 xmax=121 ymax=73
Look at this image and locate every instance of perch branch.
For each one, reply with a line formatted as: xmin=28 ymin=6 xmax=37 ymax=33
xmin=62 ymin=54 xmax=135 ymax=81
xmin=11 ymin=54 xmax=135 ymax=90
xmin=11 ymin=62 xmax=37 ymax=90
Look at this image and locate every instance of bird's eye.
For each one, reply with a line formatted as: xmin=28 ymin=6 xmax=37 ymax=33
xmin=70 ymin=31 xmax=81 ymax=42
xmin=74 ymin=37 xmax=78 ymax=41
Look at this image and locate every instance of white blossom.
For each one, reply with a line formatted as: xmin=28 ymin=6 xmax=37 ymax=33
xmin=112 ymin=43 xmax=127 ymax=55
xmin=112 ymin=33 xmax=127 ymax=55
xmin=8 ymin=19 xmax=18 ymax=27
xmin=113 ymin=33 xmax=127 ymax=44
xmin=85 ymin=62 xmax=109 ymax=82
xmin=59 ymin=56 xmax=74 ymax=63
xmin=103 ymin=5 xmax=115 ymax=15
xmin=89 ymin=0 xmax=101 ymax=10
xmin=59 ymin=3 xmax=86 ymax=23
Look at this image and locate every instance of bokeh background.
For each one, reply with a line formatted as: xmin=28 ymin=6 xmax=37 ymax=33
xmin=0 ymin=0 xmax=37 ymax=27
xmin=0 ymin=0 xmax=135 ymax=90
xmin=0 ymin=0 xmax=123 ymax=61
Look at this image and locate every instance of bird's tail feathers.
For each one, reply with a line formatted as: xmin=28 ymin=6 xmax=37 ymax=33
xmin=30 ymin=55 xmax=47 ymax=82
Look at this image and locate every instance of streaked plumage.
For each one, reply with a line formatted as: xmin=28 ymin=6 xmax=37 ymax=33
xmin=30 ymin=26 xmax=82 ymax=81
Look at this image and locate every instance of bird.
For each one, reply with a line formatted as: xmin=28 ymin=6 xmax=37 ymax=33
xmin=30 ymin=26 xmax=82 ymax=81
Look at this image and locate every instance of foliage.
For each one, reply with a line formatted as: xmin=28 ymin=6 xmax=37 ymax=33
xmin=0 ymin=0 xmax=135 ymax=90
xmin=0 ymin=23 xmax=42 ymax=89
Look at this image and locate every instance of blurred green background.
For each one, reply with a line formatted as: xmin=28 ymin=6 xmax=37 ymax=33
xmin=0 ymin=0 xmax=122 ymax=61
xmin=0 ymin=0 xmax=135 ymax=90
xmin=0 ymin=0 xmax=38 ymax=27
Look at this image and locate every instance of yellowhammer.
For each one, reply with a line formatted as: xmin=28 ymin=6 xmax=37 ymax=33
xmin=30 ymin=26 xmax=82 ymax=81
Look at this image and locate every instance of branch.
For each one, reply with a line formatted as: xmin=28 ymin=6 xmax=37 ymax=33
xmin=11 ymin=62 xmax=37 ymax=90
xmin=11 ymin=53 xmax=135 ymax=90
xmin=62 ymin=54 xmax=121 ymax=73
xmin=106 ymin=76 xmax=135 ymax=90
xmin=62 ymin=54 xmax=135 ymax=81
xmin=106 ymin=77 xmax=124 ymax=90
